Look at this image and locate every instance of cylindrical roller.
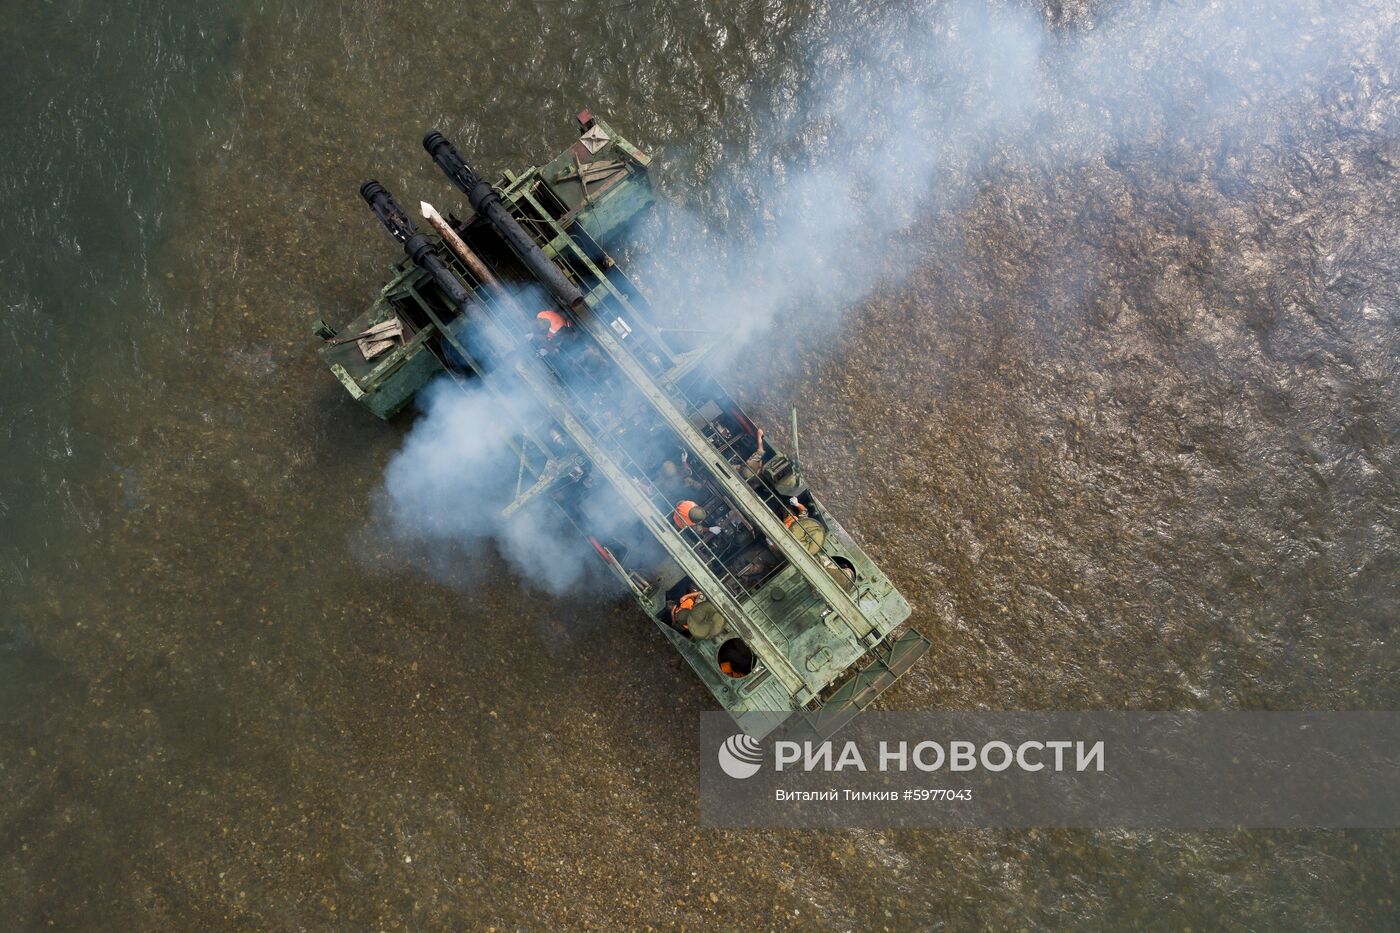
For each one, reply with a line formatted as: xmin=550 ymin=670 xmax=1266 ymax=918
xmin=360 ymin=180 xmax=472 ymax=310
xmin=423 ymin=130 xmax=586 ymax=311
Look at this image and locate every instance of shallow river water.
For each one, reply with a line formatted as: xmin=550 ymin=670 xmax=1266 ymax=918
xmin=3 ymin=0 xmax=1399 ymax=928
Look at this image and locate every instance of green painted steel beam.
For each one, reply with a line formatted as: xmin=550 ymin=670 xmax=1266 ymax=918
xmin=504 ymin=354 xmax=813 ymax=702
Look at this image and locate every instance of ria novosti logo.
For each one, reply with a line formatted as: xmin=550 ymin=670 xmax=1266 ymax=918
xmin=717 ymin=732 xmax=1108 ymax=779
xmin=717 ymin=733 xmax=764 ymax=779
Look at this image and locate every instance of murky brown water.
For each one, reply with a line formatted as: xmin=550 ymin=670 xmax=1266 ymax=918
xmin=4 ymin=0 xmax=1399 ymax=928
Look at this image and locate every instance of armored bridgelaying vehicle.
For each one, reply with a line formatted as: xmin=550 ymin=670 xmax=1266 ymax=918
xmin=316 ymin=112 xmax=929 ymax=737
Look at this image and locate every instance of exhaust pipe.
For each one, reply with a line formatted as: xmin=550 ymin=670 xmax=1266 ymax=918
xmin=359 ymin=179 xmax=473 ymax=311
xmin=423 ymin=130 xmax=586 ymax=311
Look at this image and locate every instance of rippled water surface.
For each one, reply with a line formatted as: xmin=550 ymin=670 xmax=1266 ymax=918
xmin=3 ymin=0 xmax=1399 ymax=927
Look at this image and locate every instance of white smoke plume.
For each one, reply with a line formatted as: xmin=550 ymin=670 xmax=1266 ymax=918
xmin=636 ymin=0 xmax=1379 ymax=346
xmin=378 ymin=375 xmax=632 ymax=595
xmin=378 ymin=0 xmax=1381 ymax=594
xmin=380 ymin=379 xmax=554 ymax=588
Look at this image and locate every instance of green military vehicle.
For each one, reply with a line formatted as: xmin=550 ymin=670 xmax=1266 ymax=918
xmin=316 ymin=111 xmax=929 ymax=737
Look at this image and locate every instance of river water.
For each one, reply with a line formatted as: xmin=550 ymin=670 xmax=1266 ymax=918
xmin=3 ymin=0 xmax=1398 ymax=928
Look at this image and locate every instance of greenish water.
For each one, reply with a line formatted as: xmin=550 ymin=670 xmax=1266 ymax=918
xmin=3 ymin=0 xmax=1399 ymax=928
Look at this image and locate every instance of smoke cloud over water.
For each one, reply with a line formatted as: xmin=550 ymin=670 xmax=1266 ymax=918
xmin=638 ymin=0 xmax=1382 ymax=346
xmin=377 ymin=377 xmax=622 ymax=596
xmin=377 ymin=0 xmax=1386 ymax=595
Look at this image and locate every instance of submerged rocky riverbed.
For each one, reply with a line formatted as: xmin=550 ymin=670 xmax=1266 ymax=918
xmin=3 ymin=0 xmax=1398 ymax=927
